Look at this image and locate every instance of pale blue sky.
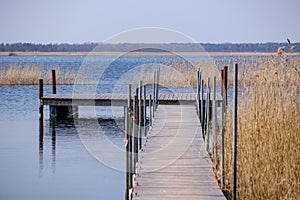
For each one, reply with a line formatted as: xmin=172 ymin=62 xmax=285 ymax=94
xmin=0 ymin=0 xmax=299 ymax=43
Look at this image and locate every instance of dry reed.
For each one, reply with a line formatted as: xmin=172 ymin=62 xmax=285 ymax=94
xmin=222 ymin=56 xmax=300 ymax=199
xmin=128 ymin=59 xmax=219 ymax=88
xmin=0 ymin=63 xmax=76 ymax=85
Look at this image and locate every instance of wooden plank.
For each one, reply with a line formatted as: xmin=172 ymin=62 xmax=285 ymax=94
xmin=133 ymin=105 xmax=225 ymax=200
xmin=42 ymin=93 xmax=220 ymax=107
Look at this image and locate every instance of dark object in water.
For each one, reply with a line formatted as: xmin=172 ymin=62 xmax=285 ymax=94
xmin=8 ymin=52 xmax=18 ymax=56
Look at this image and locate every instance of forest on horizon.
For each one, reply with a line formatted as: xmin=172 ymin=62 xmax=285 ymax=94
xmin=0 ymin=42 xmax=298 ymax=53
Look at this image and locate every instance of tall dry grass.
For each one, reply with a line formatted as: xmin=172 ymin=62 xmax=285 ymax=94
xmin=128 ymin=59 xmax=219 ymax=88
xmin=0 ymin=63 xmax=76 ymax=85
xmin=222 ymin=56 xmax=300 ymax=199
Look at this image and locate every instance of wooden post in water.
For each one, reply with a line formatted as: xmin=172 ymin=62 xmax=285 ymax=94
xmin=38 ymin=79 xmax=44 ymax=122
xmin=232 ymin=63 xmax=238 ymax=200
xmin=38 ymin=79 xmax=44 ymax=159
xmin=51 ymin=69 xmax=56 ymax=94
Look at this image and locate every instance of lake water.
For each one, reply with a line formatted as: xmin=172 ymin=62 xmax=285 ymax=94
xmin=0 ymin=55 xmax=236 ymax=200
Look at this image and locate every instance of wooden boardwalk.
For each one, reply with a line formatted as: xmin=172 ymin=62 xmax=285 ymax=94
xmin=133 ymin=105 xmax=226 ymax=200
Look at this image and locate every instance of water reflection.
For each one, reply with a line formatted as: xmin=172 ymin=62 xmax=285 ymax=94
xmin=38 ymin=117 xmax=126 ymax=176
xmin=39 ymin=119 xmax=44 ymax=177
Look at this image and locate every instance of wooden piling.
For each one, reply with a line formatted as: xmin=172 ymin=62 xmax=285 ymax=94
xmin=38 ymin=79 xmax=44 ymax=122
xmin=232 ymin=63 xmax=238 ymax=200
xmin=38 ymin=78 xmax=44 ymax=172
xmin=51 ymin=69 xmax=56 ymax=94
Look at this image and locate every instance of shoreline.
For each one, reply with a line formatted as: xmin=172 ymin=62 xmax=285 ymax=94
xmin=1 ymin=51 xmax=298 ymax=57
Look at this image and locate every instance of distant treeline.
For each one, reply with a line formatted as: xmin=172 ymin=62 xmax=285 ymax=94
xmin=0 ymin=42 xmax=298 ymax=52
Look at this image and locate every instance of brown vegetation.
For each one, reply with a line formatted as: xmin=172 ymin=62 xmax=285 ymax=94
xmin=221 ymin=56 xmax=300 ymax=199
xmin=0 ymin=64 xmax=76 ymax=85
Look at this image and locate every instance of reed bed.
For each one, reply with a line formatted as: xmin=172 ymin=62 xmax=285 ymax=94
xmin=222 ymin=55 xmax=300 ymax=199
xmin=0 ymin=63 xmax=76 ymax=85
xmin=128 ymin=59 xmax=219 ymax=88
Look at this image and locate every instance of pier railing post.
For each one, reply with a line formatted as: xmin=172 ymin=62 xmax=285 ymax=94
xmin=149 ymin=94 xmax=152 ymax=127
xmin=220 ymin=100 xmax=225 ymax=190
xmin=223 ymin=66 xmax=228 ymax=106
xmin=126 ymin=84 xmax=133 ymax=198
xmin=133 ymin=90 xmax=139 ymax=168
xmin=201 ymin=79 xmax=205 ymax=133
xmin=143 ymin=85 xmax=147 ymax=136
xmin=139 ymin=81 xmax=142 ymax=149
xmin=153 ymin=71 xmax=156 ymax=117
xmin=232 ymin=63 xmax=238 ymax=200
xmin=156 ymin=68 xmax=160 ymax=110
xmin=125 ymin=106 xmax=130 ymax=200
xmin=212 ymin=76 xmax=217 ymax=168
xmin=205 ymin=78 xmax=211 ymax=153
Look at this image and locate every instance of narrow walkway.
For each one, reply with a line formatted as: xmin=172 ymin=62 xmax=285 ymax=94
xmin=133 ymin=105 xmax=226 ymax=200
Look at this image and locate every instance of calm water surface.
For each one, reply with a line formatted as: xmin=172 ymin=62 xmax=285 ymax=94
xmin=0 ymin=84 xmax=125 ymax=200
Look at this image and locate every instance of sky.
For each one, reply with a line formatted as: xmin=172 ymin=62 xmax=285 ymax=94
xmin=0 ymin=0 xmax=299 ymax=44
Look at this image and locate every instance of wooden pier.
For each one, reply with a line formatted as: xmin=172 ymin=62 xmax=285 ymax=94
xmin=39 ymin=67 xmax=232 ymax=200
xmin=132 ymin=105 xmax=226 ymax=200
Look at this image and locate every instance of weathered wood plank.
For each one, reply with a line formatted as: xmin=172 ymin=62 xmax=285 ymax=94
xmin=42 ymin=93 xmax=223 ymax=107
xmin=133 ymin=105 xmax=225 ymax=200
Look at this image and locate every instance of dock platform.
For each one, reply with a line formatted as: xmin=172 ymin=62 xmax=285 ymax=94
xmin=132 ymin=105 xmax=226 ymax=200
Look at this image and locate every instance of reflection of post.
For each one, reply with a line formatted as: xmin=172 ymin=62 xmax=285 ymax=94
xmin=51 ymin=122 xmax=56 ymax=175
xmin=39 ymin=120 xmax=44 ymax=177
xmin=38 ymin=79 xmax=44 ymax=177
